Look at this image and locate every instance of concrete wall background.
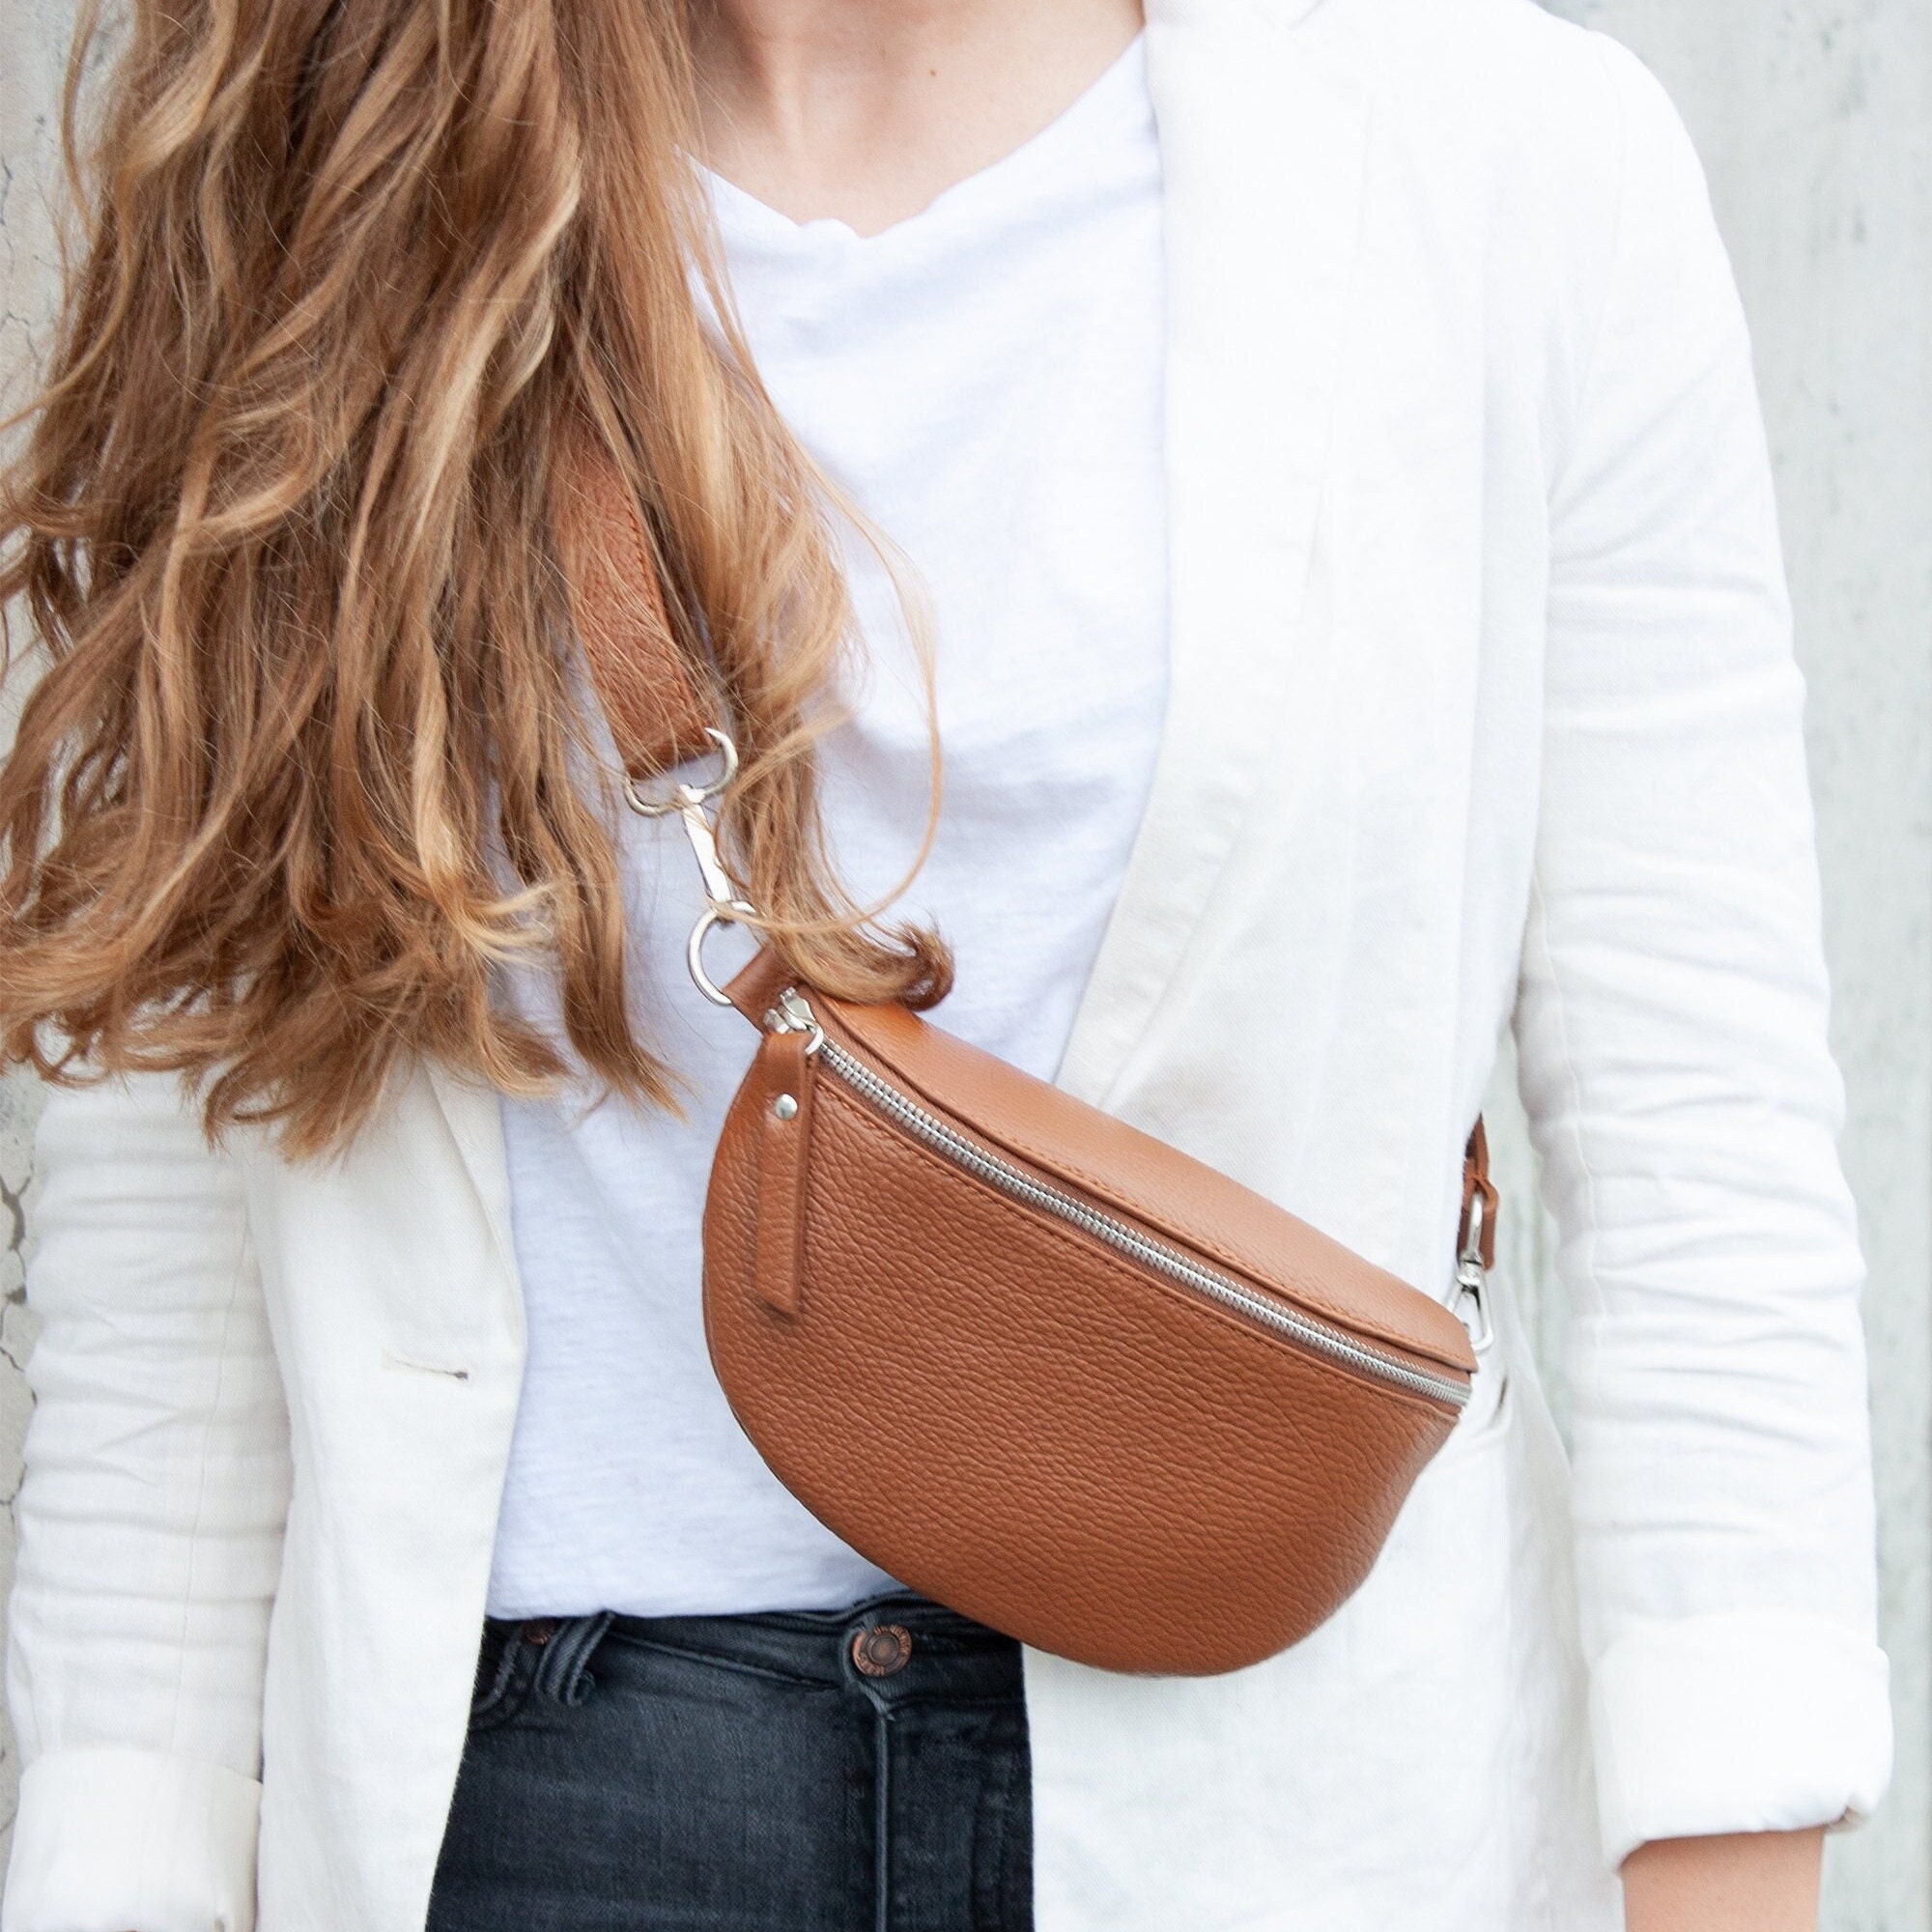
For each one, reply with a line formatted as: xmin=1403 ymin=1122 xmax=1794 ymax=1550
xmin=1 ymin=0 xmax=1928 ymax=1921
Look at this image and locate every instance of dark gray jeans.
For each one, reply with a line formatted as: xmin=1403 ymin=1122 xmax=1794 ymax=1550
xmin=427 ymin=1590 xmax=1033 ymax=1932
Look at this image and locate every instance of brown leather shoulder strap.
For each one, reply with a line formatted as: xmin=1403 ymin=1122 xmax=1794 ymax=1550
xmin=1459 ymin=1120 xmax=1498 ymax=1270
xmin=555 ymin=432 xmax=716 ymax=780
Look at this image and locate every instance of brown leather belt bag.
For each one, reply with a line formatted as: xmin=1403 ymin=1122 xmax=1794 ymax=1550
xmin=565 ymin=466 xmax=1491 ymax=1677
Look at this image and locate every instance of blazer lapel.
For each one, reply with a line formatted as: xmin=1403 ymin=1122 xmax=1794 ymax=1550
xmin=1057 ymin=0 xmax=1371 ymax=1105
xmin=425 ymin=1059 xmax=521 ymax=1278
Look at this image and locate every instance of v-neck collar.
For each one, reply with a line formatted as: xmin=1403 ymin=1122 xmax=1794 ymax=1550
xmin=704 ymin=33 xmax=1151 ymax=252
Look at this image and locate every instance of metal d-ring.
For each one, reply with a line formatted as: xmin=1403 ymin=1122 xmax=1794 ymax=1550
xmin=622 ymin=727 xmax=758 ymax=1008
xmin=686 ymin=901 xmax=756 ymax=1008
xmin=621 ymin=726 xmax=739 ymax=822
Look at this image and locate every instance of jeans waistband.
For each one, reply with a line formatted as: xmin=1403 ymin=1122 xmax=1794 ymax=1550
xmin=479 ymin=1589 xmax=1022 ymax=1713
xmin=479 ymin=1592 xmax=1028 ymax=1716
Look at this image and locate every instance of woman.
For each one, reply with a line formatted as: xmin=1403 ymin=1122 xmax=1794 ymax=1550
xmin=0 ymin=0 xmax=1889 ymax=1926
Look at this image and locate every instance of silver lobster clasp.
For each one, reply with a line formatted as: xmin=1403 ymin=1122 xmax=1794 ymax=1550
xmin=1454 ymin=1187 xmax=1496 ymax=1355
xmin=623 ymin=728 xmax=758 ymax=1007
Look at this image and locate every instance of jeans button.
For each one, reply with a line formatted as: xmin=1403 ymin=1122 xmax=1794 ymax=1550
xmin=522 ymin=1616 xmax=559 ymax=1647
xmin=851 ymin=1624 xmax=913 ymax=1678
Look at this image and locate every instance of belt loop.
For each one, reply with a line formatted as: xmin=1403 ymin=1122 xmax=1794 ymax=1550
xmin=532 ymin=1610 xmax=615 ymax=1706
xmin=471 ymin=1620 xmax=523 ymax=1715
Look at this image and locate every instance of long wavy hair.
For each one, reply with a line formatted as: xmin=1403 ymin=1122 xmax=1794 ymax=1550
xmin=0 ymin=0 xmax=949 ymax=1155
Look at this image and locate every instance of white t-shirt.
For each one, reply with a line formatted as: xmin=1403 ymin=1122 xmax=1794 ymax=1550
xmin=487 ymin=38 xmax=1167 ymax=1619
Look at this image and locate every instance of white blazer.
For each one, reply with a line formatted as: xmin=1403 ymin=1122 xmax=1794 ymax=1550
xmin=0 ymin=0 xmax=1894 ymax=1927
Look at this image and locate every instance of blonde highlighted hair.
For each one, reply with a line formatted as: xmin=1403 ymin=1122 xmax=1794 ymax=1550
xmin=0 ymin=0 xmax=948 ymax=1154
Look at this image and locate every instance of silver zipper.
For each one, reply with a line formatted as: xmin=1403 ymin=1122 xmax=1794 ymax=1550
xmin=773 ymin=993 xmax=1469 ymax=1411
xmin=627 ymin=728 xmax=1472 ymax=1415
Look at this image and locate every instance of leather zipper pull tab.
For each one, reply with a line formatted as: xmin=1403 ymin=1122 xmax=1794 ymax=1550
xmin=753 ymin=1027 xmax=815 ymax=1316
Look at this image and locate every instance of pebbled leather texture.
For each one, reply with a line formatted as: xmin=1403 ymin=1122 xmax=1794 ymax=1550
xmin=821 ymin=993 xmax=1475 ymax=1378
xmin=555 ymin=434 xmax=717 ymax=780
xmin=705 ymin=956 xmax=1478 ymax=1678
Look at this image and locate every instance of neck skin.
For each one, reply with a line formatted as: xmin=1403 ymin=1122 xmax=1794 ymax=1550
xmin=690 ymin=0 xmax=1145 ymax=235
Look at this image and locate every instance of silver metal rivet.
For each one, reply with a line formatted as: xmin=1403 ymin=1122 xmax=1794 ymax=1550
xmin=772 ymin=1094 xmax=799 ymax=1121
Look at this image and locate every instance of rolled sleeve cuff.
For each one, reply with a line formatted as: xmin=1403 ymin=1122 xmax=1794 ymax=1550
xmin=1591 ymin=1611 xmax=1892 ymax=1867
xmin=2 ymin=1747 xmax=261 ymax=1932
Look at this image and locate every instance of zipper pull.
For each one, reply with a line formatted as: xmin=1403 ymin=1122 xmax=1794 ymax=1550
xmin=753 ymin=1026 xmax=815 ymax=1317
xmin=768 ymin=985 xmax=826 ymax=1054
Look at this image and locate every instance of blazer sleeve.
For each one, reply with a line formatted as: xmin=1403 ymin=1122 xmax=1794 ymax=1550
xmin=1514 ymin=37 xmax=1892 ymax=1867
xmin=2 ymin=1076 xmax=291 ymax=1932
